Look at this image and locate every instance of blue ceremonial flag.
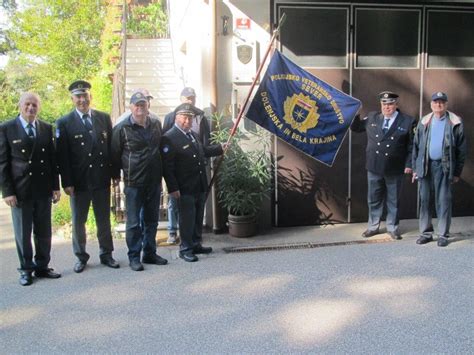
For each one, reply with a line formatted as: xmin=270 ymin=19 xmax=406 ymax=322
xmin=246 ymin=51 xmax=361 ymax=167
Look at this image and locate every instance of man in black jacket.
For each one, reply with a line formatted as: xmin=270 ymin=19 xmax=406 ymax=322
xmin=0 ymin=92 xmax=61 ymax=286
xmin=161 ymin=103 xmax=225 ymax=262
xmin=351 ymin=91 xmax=415 ymax=240
xmin=111 ymin=92 xmax=168 ymax=271
xmin=162 ymin=87 xmax=211 ymax=244
xmin=56 ymin=80 xmax=119 ymax=273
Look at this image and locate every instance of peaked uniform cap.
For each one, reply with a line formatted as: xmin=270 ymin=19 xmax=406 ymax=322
xmin=69 ymin=80 xmax=91 ymax=95
xmin=379 ymin=91 xmax=399 ymax=103
xmin=175 ymin=103 xmax=199 ymax=116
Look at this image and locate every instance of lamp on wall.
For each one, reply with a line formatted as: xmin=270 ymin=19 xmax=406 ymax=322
xmin=221 ymin=15 xmax=229 ymax=36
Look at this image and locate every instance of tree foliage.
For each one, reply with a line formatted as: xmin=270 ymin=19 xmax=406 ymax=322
xmin=1 ymin=0 xmax=107 ymax=123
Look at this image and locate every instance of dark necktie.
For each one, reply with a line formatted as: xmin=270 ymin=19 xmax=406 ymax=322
xmin=27 ymin=123 xmax=35 ymax=139
xmin=186 ymin=132 xmax=198 ymax=148
xmin=383 ymin=118 xmax=390 ymax=134
xmin=83 ymin=114 xmax=93 ymax=134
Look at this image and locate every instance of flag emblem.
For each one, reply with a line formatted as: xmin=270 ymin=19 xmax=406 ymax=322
xmin=283 ymin=93 xmax=319 ymax=133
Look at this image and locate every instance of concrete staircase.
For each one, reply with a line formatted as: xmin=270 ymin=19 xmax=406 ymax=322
xmin=125 ymin=38 xmax=181 ymax=118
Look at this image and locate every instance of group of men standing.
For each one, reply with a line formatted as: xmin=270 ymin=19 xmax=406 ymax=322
xmin=0 ymin=81 xmax=467 ymax=287
xmin=352 ymin=90 xmax=466 ymax=247
xmin=0 ymin=81 xmax=224 ymax=285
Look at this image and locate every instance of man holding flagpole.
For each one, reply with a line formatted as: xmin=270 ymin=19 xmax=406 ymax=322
xmin=351 ymin=91 xmax=415 ymax=240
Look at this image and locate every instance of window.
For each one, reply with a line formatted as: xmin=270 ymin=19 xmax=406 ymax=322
xmin=356 ymin=8 xmax=420 ymax=68
xmin=427 ymin=10 xmax=474 ymax=69
xmin=279 ymin=6 xmax=348 ymax=68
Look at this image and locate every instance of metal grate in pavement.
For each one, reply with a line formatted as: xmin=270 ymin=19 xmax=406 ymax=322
xmin=223 ymin=238 xmax=392 ymax=253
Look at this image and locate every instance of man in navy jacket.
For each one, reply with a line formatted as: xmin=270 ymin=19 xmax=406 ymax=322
xmin=56 ymin=80 xmax=118 ymax=273
xmin=351 ymin=91 xmax=415 ymax=240
xmin=0 ymin=92 xmax=61 ymax=286
xmin=161 ymin=103 xmax=225 ymax=262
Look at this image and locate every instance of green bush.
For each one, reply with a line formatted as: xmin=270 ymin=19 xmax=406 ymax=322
xmin=52 ymin=194 xmax=120 ymax=239
xmin=127 ymin=1 xmax=168 ymax=38
xmin=211 ymin=113 xmax=273 ymax=216
xmin=52 ymin=194 xmax=72 ymax=228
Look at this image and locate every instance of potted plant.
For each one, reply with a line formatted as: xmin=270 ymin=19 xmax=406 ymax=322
xmin=211 ymin=113 xmax=272 ymax=237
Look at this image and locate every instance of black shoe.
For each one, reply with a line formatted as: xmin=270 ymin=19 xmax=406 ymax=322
xmin=100 ymin=256 xmax=120 ymax=269
xmin=35 ymin=268 xmax=61 ymax=279
xmin=416 ymin=235 xmax=433 ymax=245
xmin=74 ymin=261 xmax=87 ymax=273
xmin=437 ymin=237 xmax=449 ymax=247
xmin=129 ymin=260 xmax=144 ymax=271
xmin=193 ymin=245 xmax=213 ymax=254
xmin=142 ymin=254 xmax=168 ymax=265
xmin=388 ymin=231 xmax=402 ymax=240
xmin=19 ymin=271 xmax=33 ymax=286
xmin=362 ymin=229 xmax=379 ymax=238
xmin=179 ymin=252 xmax=198 ymax=262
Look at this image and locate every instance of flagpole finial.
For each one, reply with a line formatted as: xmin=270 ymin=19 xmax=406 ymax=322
xmin=275 ymin=13 xmax=287 ymax=34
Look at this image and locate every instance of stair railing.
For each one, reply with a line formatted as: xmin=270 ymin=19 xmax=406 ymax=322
xmin=111 ymin=0 xmax=128 ymax=222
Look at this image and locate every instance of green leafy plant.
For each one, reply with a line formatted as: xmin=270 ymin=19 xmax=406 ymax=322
xmin=211 ymin=113 xmax=272 ymax=217
xmin=52 ymin=194 xmax=120 ymax=239
xmin=127 ymin=1 xmax=168 ymax=38
xmin=52 ymin=194 xmax=72 ymax=228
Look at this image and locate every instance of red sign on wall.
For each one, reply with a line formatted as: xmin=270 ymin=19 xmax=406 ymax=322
xmin=236 ymin=18 xmax=251 ymax=30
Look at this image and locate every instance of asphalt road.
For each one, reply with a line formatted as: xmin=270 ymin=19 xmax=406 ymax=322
xmin=1 ymin=228 xmax=473 ymax=354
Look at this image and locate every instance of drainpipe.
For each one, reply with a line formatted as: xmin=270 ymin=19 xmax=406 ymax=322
xmin=209 ymin=0 xmax=224 ymax=233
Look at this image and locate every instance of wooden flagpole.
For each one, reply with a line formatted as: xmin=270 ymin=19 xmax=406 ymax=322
xmin=207 ymin=13 xmax=287 ymax=192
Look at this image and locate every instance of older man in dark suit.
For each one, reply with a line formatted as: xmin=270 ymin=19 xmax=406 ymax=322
xmin=351 ymin=91 xmax=415 ymax=240
xmin=56 ymin=80 xmax=119 ymax=273
xmin=0 ymin=92 xmax=61 ymax=286
xmin=161 ymin=103 xmax=225 ymax=262
xmin=162 ymin=87 xmax=212 ymax=244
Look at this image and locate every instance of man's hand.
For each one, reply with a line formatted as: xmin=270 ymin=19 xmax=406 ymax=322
xmin=113 ymin=178 xmax=121 ymax=187
xmin=404 ymin=167 xmax=413 ymax=174
xmin=452 ymin=176 xmax=460 ymax=184
xmin=4 ymin=195 xmax=17 ymax=207
xmin=64 ymin=186 xmax=74 ymax=196
xmin=52 ymin=190 xmax=61 ymax=203
xmin=221 ymin=143 xmax=230 ymax=150
xmin=169 ymin=191 xmax=180 ymax=199
xmin=411 ymin=172 xmax=418 ymax=183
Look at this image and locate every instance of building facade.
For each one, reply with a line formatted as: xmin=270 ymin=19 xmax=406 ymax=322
xmin=169 ymin=0 xmax=473 ymax=228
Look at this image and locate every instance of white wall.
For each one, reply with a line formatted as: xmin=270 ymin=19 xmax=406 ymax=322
xmin=169 ymin=0 xmax=274 ymax=229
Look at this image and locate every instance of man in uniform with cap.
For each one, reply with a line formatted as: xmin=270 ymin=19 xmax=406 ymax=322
xmin=351 ymin=91 xmax=415 ymax=240
xmin=161 ymin=103 xmax=225 ymax=262
xmin=56 ymin=80 xmax=119 ymax=273
xmin=162 ymin=87 xmax=212 ymax=244
xmin=412 ymin=92 xmax=466 ymax=247
xmin=0 ymin=92 xmax=61 ymax=285
xmin=111 ymin=92 xmax=168 ymax=271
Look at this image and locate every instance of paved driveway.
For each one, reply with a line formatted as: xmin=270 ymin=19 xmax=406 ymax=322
xmin=1 ymin=203 xmax=473 ymax=353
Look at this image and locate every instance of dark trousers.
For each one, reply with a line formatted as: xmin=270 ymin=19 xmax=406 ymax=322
xmin=178 ymin=192 xmax=206 ymax=253
xmin=367 ymin=171 xmax=403 ymax=233
xmin=70 ymin=187 xmax=114 ymax=262
xmin=124 ymin=184 xmax=160 ymax=262
xmin=419 ymin=160 xmax=452 ymax=237
xmin=11 ymin=197 xmax=52 ymax=271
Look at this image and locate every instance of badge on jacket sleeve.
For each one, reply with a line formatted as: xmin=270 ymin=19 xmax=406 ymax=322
xmin=162 ymin=145 xmax=170 ymax=154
